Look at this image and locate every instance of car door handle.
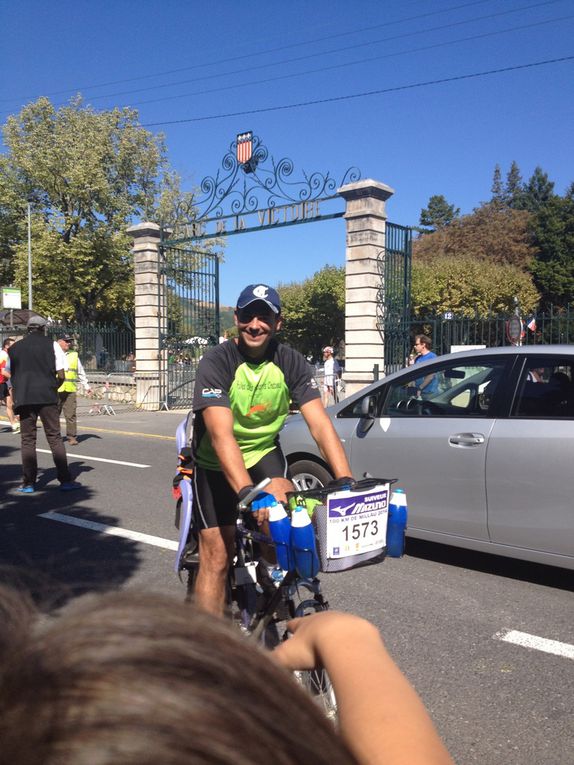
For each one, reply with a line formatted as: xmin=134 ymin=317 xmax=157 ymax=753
xmin=449 ymin=432 xmax=485 ymax=447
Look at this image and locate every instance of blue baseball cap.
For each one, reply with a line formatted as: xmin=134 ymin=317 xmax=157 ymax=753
xmin=236 ymin=284 xmax=281 ymax=314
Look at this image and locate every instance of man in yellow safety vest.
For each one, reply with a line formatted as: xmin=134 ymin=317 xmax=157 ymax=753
xmin=57 ymin=334 xmax=92 ymax=446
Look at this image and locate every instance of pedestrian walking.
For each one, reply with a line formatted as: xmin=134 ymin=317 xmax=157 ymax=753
xmin=5 ymin=316 xmax=80 ymax=493
xmin=0 ymin=337 xmax=20 ymax=433
xmin=57 ymin=334 xmax=92 ymax=446
xmin=321 ymin=346 xmax=342 ymax=406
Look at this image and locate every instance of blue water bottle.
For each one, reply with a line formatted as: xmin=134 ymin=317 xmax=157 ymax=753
xmin=291 ymin=506 xmax=320 ymax=578
xmin=267 ymin=500 xmax=293 ymax=571
xmin=387 ymin=488 xmax=408 ymax=558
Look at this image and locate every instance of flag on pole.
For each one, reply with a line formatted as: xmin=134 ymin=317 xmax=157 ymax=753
xmin=527 ymin=317 xmax=537 ymax=332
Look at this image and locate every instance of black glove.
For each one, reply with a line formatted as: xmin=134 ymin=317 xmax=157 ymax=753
xmin=326 ymin=476 xmax=354 ymax=491
xmin=237 ymin=485 xmax=256 ymax=505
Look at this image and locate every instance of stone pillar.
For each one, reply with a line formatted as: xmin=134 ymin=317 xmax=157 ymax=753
xmin=338 ymin=179 xmax=395 ymax=397
xmin=127 ymin=222 xmax=163 ymax=410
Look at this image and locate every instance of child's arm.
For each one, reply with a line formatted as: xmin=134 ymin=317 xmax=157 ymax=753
xmin=273 ymin=611 xmax=454 ymax=765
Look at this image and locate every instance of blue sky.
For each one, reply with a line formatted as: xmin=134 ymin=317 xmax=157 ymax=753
xmin=1 ymin=0 xmax=573 ymax=305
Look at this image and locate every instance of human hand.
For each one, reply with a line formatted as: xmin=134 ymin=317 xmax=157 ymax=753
xmin=251 ymin=491 xmax=276 ymax=525
xmin=237 ymin=487 xmax=276 ymax=524
xmin=272 ymin=610 xmax=380 ymax=672
xmin=326 ymin=476 xmax=354 ymax=491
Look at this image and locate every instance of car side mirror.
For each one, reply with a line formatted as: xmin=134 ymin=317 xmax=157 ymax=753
xmin=360 ymin=395 xmax=376 ymax=419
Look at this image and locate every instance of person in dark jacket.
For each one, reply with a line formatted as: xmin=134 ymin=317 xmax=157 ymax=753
xmin=6 ymin=316 xmax=80 ymax=493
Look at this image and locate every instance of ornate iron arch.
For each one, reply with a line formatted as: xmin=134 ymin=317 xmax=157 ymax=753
xmin=170 ymin=132 xmax=361 ymax=237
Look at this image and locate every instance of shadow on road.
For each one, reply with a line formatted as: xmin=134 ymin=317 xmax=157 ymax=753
xmin=66 ymin=433 xmax=103 ymax=444
xmin=405 ymin=538 xmax=574 ymax=591
xmin=0 ymin=443 xmax=141 ymax=612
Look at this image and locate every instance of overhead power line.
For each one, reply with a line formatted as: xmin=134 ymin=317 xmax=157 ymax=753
xmin=126 ymin=15 xmax=573 ymax=110
xmin=141 ymin=55 xmax=574 ymax=128
xmin=45 ymin=0 xmax=570 ymax=105
xmin=0 ymin=0 xmax=496 ymax=103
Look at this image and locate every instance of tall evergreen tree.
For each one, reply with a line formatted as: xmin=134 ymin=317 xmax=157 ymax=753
xmin=490 ymin=164 xmax=504 ymax=207
xmin=504 ymin=161 xmax=524 ymax=208
xmin=530 ymin=191 xmax=574 ymax=308
xmin=419 ymin=195 xmax=460 ymax=231
xmin=519 ymin=166 xmax=555 ymax=212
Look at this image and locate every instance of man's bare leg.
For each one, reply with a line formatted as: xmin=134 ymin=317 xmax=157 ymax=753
xmin=194 ymin=525 xmax=235 ymax=617
xmin=194 ymin=479 xmax=294 ymax=615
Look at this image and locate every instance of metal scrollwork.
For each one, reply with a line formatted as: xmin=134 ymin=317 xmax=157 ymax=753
xmin=177 ymin=134 xmax=360 ymax=223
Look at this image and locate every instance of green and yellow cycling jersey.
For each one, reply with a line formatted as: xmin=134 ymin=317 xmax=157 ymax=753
xmin=192 ymin=339 xmax=320 ymax=470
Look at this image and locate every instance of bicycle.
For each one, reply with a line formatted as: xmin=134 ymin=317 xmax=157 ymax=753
xmin=172 ymin=413 xmax=395 ymax=720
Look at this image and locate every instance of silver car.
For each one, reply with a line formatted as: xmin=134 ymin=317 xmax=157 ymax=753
xmin=282 ymin=346 xmax=574 ymax=570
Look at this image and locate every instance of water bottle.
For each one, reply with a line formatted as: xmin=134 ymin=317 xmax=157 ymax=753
xmin=267 ymin=500 xmax=293 ymax=571
xmin=291 ymin=506 xmax=320 ymax=578
xmin=387 ymin=488 xmax=408 ymax=558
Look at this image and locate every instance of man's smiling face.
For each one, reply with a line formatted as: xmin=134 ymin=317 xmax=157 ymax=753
xmin=234 ymin=301 xmax=282 ymax=359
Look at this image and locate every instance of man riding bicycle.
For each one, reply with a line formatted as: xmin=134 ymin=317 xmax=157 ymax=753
xmin=191 ymin=284 xmax=352 ymax=616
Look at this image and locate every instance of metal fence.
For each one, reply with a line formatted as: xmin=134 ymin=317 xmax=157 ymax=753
xmin=0 ymin=322 xmax=135 ymax=374
xmin=46 ymin=323 xmax=136 ymax=374
xmin=388 ymin=304 xmax=574 ymax=373
xmin=378 ymin=222 xmax=413 ymax=379
xmin=158 ymin=242 xmax=220 ymax=409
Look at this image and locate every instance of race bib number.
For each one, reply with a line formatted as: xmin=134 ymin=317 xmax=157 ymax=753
xmin=326 ymin=486 xmax=389 ymax=559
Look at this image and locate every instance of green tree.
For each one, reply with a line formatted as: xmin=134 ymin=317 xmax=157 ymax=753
xmin=519 ymin=166 xmax=555 ymax=213
xmin=490 ymin=164 xmax=503 ymax=202
xmin=12 ymin=220 xmax=133 ymax=322
xmin=529 ymin=190 xmax=574 ymax=308
xmin=504 ymin=160 xmax=524 ymax=208
xmin=412 ymin=256 xmax=539 ymax=316
xmin=419 ymin=195 xmax=460 ymax=231
xmin=278 ymin=265 xmax=345 ymax=358
xmin=2 ymin=96 xmax=168 ymax=321
xmin=0 ymin=158 xmax=21 ymax=287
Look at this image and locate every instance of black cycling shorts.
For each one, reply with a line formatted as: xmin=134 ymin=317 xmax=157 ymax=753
xmin=192 ymin=445 xmax=291 ymax=530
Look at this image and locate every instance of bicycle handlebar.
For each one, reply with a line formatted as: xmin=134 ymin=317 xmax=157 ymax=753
xmin=286 ymin=476 xmax=396 ymax=502
xmin=237 ymin=476 xmax=396 ymax=512
xmin=236 ymin=478 xmax=272 ymax=512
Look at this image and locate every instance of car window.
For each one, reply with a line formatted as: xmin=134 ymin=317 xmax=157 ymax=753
xmin=338 ymin=383 xmax=385 ymax=418
xmin=380 ymin=359 xmax=508 ymax=417
xmin=513 ymin=357 xmax=574 ymax=418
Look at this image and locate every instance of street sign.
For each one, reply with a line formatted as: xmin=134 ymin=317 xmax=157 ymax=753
xmin=1 ymin=287 xmax=21 ymax=309
xmin=506 ymin=315 xmax=523 ymax=345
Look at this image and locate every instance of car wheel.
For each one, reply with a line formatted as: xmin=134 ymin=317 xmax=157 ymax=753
xmin=289 ymin=460 xmax=333 ymax=490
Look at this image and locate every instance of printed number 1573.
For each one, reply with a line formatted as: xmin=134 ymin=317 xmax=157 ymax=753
xmin=342 ymin=519 xmax=379 ymax=541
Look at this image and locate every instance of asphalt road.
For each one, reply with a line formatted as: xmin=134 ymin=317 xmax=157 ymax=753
xmin=1 ymin=409 xmax=572 ymax=765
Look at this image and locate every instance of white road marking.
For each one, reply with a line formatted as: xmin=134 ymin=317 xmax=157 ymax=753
xmin=494 ymin=629 xmax=574 ymax=660
xmin=39 ymin=512 xmax=178 ymax=551
xmin=37 ymin=449 xmax=150 ymax=469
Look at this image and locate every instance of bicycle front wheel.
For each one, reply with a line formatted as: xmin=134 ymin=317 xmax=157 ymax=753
xmin=293 ymin=598 xmax=337 ymax=722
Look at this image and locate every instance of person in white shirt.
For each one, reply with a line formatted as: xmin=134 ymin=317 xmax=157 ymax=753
xmin=322 ymin=346 xmax=342 ymax=406
xmin=1 ymin=337 xmax=19 ymax=432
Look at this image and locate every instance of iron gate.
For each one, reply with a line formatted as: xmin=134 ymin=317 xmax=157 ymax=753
xmin=378 ymin=222 xmax=413 ymax=375
xmin=158 ymin=241 xmax=220 ymax=409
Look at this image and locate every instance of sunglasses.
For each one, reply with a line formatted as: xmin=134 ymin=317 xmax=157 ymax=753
xmin=236 ymin=309 xmax=276 ymax=324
